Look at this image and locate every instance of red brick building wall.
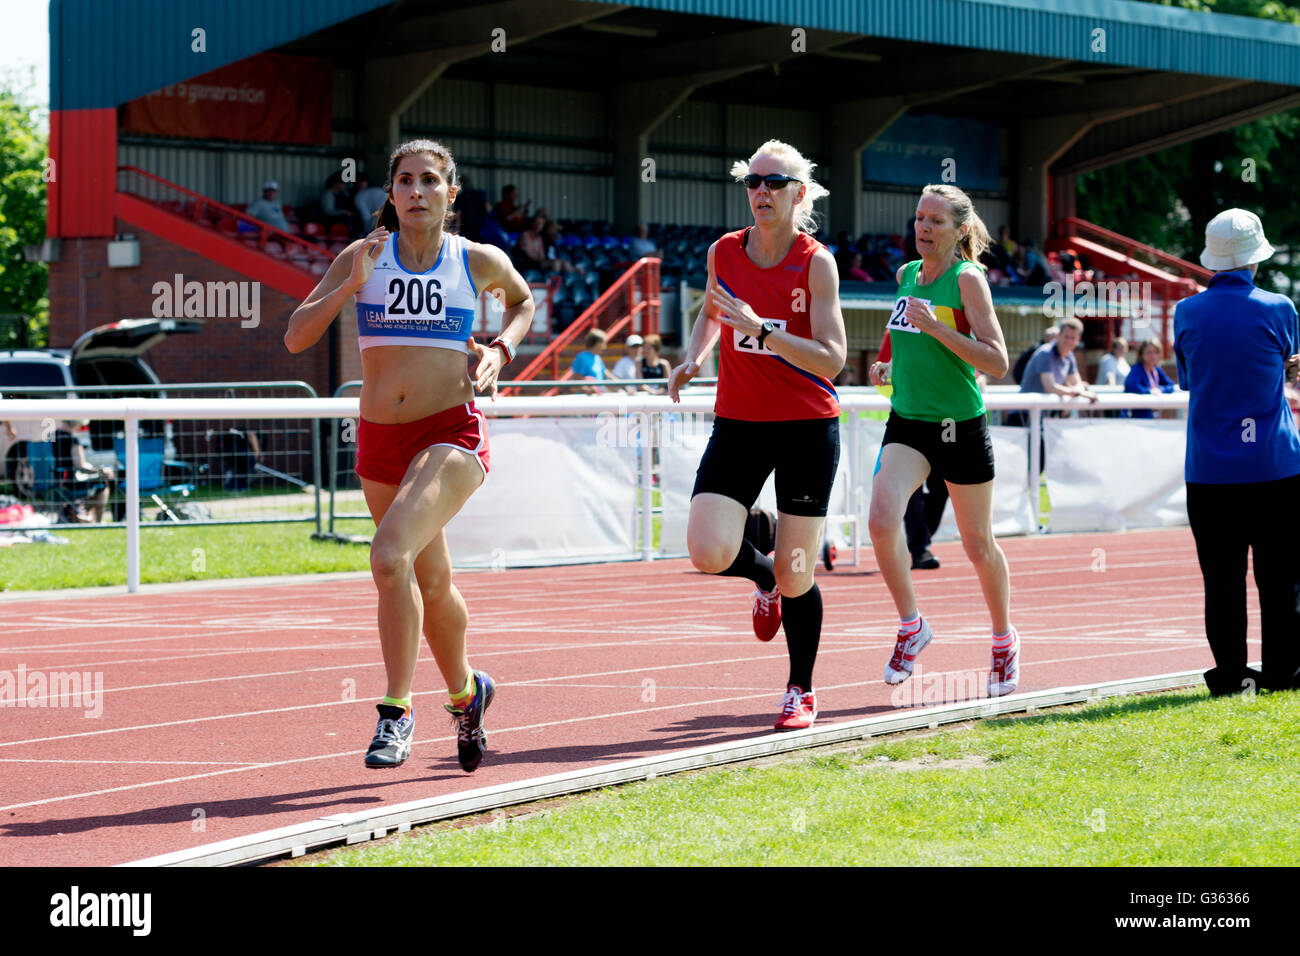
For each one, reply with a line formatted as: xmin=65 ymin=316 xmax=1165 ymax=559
xmin=47 ymin=223 xmax=357 ymax=397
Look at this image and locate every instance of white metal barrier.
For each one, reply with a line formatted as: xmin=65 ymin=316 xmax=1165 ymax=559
xmin=0 ymin=390 xmax=1190 ymax=593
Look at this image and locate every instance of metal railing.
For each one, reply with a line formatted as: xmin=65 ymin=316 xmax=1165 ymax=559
xmin=0 ymin=382 xmax=322 ymax=532
xmin=0 ymin=390 xmax=1192 ymax=593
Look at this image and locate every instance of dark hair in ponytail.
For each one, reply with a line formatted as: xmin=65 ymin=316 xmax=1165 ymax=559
xmin=375 ymin=139 xmax=458 ymax=232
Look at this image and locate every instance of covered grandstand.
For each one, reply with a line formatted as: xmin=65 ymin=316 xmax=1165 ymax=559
xmin=43 ymin=0 xmax=1300 ymax=393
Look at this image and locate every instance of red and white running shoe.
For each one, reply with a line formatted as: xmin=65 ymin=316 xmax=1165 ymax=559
xmin=988 ymin=631 xmax=1020 ymax=697
xmin=752 ymin=585 xmax=781 ymax=642
xmin=883 ymin=616 xmax=933 ymax=685
xmin=774 ymin=685 xmax=817 ymax=730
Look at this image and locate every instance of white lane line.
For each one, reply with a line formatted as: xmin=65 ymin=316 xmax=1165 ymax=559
xmin=0 ymin=642 xmax=1207 ymax=814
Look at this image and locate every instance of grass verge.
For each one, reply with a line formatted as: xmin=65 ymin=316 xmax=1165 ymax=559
xmin=0 ymin=519 xmax=377 ymax=591
xmin=295 ymin=689 xmax=1300 ymax=866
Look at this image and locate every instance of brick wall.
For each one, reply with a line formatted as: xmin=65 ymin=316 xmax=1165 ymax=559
xmin=47 ymin=223 xmax=357 ymax=397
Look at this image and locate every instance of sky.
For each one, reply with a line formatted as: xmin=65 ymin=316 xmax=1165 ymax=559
xmin=1 ymin=0 xmax=50 ymax=115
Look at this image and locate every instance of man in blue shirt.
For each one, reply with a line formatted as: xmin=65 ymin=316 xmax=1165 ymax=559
xmin=1174 ymin=208 xmax=1300 ymax=696
xmin=571 ymin=328 xmax=609 ymax=395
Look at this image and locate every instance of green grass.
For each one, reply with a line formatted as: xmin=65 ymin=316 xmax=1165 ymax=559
xmin=298 ymin=689 xmax=1300 ymax=866
xmin=0 ymin=519 xmax=377 ymax=591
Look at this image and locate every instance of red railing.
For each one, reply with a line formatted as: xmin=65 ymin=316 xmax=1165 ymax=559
xmin=116 ymin=166 xmax=332 ymax=274
xmin=1055 ymin=217 xmax=1214 ymax=284
xmin=502 ymin=258 xmax=660 ymax=396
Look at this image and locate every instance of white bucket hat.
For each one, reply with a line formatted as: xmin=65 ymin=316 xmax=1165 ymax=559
xmin=1200 ymin=208 xmax=1274 ymax=271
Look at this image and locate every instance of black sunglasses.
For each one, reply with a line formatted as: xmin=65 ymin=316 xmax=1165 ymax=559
xmin=742 ymin=174 xmax=802 ymax=190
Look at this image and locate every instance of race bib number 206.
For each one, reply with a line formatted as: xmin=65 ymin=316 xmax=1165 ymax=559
xmin=734 ymin=318 xmax=787 ymax=355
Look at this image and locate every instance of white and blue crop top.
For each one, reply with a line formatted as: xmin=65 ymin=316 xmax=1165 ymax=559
xmin=355 ymin=231 xmax=479 ymax=351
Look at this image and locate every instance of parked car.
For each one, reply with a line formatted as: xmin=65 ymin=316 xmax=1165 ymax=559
xmin=0 ymin=318 xmax=203 ymax=496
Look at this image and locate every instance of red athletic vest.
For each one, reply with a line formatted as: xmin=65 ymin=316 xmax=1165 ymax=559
xmin=712 ymin=228 xmax=840 ymax=422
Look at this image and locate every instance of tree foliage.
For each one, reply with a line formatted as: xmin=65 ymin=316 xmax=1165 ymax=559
xmin=0 ymin=67 xmax=49 ymax=347
xmin=1077 ymin=0 xmax=1300 ymax=297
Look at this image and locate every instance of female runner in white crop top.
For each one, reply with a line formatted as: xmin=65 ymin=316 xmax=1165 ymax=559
xmin=285 ymin=140 xmax=534 ymax=773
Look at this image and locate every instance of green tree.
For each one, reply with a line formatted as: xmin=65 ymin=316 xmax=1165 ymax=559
xmin=1077 ymin=0 xmax=1300 ymax=297
xmin=0 ymin=67 xmax=49 ymax=348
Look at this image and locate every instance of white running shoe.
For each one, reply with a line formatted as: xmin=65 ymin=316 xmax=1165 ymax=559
xmin=883 ymin=616 xmax=933 ymax=685
xmin=988 ymin=633 xmax=1020 ymax=697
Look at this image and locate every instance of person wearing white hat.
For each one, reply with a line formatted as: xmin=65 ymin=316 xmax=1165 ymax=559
xmin=1174 ymin=208 xmax=1300 ymax=696
xmin=611 ymin=333 xmax=645 ymax=391
xmin=246 ymin=180 xmax=289 ymax=233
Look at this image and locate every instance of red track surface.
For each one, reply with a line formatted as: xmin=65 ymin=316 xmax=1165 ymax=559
xmin=0 ymin=527 xmax=1250 ymax=866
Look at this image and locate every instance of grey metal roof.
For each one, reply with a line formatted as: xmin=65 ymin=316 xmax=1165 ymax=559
xmin=586 ymin=0 xmax=1300 ymax=86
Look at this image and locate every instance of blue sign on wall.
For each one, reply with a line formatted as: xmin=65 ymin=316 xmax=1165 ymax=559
xmin=863 ymin=113 xmax=1001 ymax=191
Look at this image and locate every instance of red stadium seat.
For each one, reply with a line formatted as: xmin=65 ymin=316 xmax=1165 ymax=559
xmin=328 ymin=223 xmax=351 ymax=240
xmin=216 ymin=217 xmax=238 ymax=235
xmin=303 ymin=222 xmax=325 ymax=238
xmin=264 ymin=240 xmax=284 ymax=256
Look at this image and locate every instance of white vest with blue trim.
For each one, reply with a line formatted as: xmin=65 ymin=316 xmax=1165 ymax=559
xmin=355 ymin=231 xmax=478 ymax=351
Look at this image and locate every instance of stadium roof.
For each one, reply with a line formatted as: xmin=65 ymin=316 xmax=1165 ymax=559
xmin=51 ymin=0 xmax=1300 ymax=110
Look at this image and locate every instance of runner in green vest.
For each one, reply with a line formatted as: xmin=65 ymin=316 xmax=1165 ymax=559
xmin=866 ymin=184 xmax=1019 ymax=697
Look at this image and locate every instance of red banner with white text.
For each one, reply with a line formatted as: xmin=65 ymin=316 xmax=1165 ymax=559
xmin=122 ymin=53 xmax=333 ymax=144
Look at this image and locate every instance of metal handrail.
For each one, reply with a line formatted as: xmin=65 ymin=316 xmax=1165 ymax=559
xmin=117 ymin=165 xmax=333 ymax=268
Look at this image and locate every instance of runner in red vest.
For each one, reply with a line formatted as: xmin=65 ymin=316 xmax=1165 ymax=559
xmin=669 ymin=139 xmax=846 ymax=730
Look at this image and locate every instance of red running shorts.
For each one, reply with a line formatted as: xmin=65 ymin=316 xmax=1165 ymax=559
xmin=355 ymin=402 xmax=490 ymax=486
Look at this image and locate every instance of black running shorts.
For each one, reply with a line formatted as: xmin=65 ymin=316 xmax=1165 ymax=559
xmin=880 ymin=410 xmax=995 ymax=485
xmin=692 ymin=416 xmax=841 ymax=517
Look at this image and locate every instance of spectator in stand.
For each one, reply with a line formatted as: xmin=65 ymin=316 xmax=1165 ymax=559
xmin=515 ymin=215 xmax=574 ymax=273
xmin=320 ymin=172 xmax=353 ymax=231
xmin=845 ymin=251 xmax=874 ymax=282
xmin=641 ymin=334 xmax=672 ymax=393
xmin=1012 ymin=325 xmax=1057 ymax=385
xmin=1096 ymin=336 xmax=1131 ymax=386
xmin=451 ymin=176 xmax=490 ymax=242
xmin=571 ymin=328 xmax=609 ymax=394
xmin=1123 ymin=337 xmax=1176 ymax=419
xmin=1175 ymin=207 xmax=1300 ymax=696
xmin=494 ymin=185 xmax=531 ymax=232
xmin=998 ymin=225 xmax=1017 ymax=259
xmin=1016 ymin=240 xmax=1051 ymax=286
xmin=628 ymin=224 xmax=659 ymax=259
xmin=246 ymin=180 xmax=289 ymax=233
xmin=479 ymin=210 xmax=511 ymax=254
xmin=611 ymin=333 xmax=645 ymax=389
xmin=515 ymin=215 xmax=550 ymax=272
xmin=352 ymin=172 xmax=388 ymax=234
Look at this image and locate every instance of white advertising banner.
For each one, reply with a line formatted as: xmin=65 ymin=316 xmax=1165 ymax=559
xmin=855 ymin=419 xmax=1035 ymax=540
xmin=1043 ymin=418 xmax=1187 ymax=532
xmin=661 ymin=414 xmax=1034 ymax=556
xmin=445 ymin=417 xmax=638 ymax=566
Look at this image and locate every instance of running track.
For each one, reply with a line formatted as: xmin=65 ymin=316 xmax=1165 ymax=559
xmin=0 ymin=527 xmax=1248 ymax=866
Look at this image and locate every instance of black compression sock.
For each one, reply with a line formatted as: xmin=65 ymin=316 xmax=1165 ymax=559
xmin=782 ymin=584 xmax=822 ymax=691
xmin=718 ymin=538 xmax=776 ymax=592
